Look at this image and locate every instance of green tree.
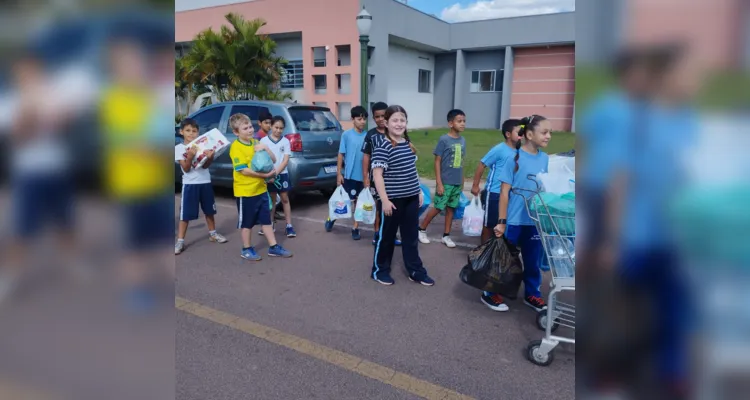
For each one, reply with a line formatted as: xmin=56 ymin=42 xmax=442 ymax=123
xmin=179 ymin=13 xmax=292 ymax=103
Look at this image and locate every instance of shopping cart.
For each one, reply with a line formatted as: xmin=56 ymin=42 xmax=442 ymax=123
xmin=512 ymin=175 xmax=575 ymax=366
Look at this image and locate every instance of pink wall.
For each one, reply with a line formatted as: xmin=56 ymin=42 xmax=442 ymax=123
xmin=176 ymin=0 xmax=361 ymax=128
xmin=510 ymin=45 xmax=575 ymax=131
xmin=624 ymin=0 xmax=741 ymax=70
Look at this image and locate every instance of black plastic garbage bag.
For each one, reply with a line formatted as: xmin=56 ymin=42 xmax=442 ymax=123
xmin=459 ymin=237 xmax=523 ymax=299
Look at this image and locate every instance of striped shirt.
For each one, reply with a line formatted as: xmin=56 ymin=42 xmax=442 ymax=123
xmin=370 ymin=134 xmax=421 ymax=199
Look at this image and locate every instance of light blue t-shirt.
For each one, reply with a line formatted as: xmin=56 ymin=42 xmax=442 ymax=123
xmin=579 ymin=91 xmax=639 ymax=190
xmin=621 ymin=104 xmax=697 ymax=250
xmin=498 ymin=148 xmax=549 ymax=226
xmin=339 ymin=128 xmax=367 ymax=181
xmin=481 ymin=142 xmax=515 ymax=194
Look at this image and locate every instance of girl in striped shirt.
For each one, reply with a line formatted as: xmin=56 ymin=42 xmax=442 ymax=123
xmin=370 ymin=105 xmax=434 ymax=286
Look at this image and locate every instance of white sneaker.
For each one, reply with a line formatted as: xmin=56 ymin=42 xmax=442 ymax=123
xmin=175 ymin=241 xmax=185 ymax=255
xmin=210 ymin=233 xmax=228 ymax=243
xmin=442 ymin=236 xmax=456 ymax=248
xmin=418 ymin=230 xmax=430 ymax=244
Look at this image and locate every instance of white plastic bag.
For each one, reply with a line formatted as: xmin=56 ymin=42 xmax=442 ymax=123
xmin=328 ymin=185 xmax=352 ymax=220
xmin=538 ymin=163 xmax=575 ymax=194
xmin=462 ymin=196 xmax=484 ymax=237
xmin=354 ymin=188 xmax=376 ymax=224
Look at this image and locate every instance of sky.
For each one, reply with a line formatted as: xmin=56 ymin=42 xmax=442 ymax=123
xmin=403 ymin=0 xmax=575 ymax=23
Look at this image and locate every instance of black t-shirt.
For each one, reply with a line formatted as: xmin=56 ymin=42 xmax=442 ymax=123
xmin=361 ymin=128 xmax=381 ymax=155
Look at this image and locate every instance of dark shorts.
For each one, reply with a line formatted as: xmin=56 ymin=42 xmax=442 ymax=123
xmin=483 ymin=191 xmax=500 ymax=229
xmin=180 ymin=183 xmax=216 ymax=221
xmin=237 ymin=193 xmax=272 ymax=229
xmin=122 ymin=195 xmax=174 ymax=251
xmin=267 ymin=173 xmax=292 ymax=193
xmin=13 ymin=173 xmax=74 ymax=238
xmin=343 ymin=179 xmax=364 ymax=201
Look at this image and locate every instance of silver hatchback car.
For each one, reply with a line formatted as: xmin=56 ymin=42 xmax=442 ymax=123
xmin=175 ymin=101 xmax=343 ymax=196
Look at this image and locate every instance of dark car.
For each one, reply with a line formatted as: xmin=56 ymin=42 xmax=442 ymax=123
xmin=175 ymin=101 xmax=344 ymax=196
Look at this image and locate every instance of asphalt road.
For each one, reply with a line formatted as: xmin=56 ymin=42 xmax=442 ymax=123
xmin=175 ymin=188 xmax=575 ymax=400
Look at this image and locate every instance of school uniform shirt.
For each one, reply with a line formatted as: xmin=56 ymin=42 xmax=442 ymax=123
xmin=175 ymin=143 xmax=212 ymax=184
xmin=579 ymin=90 xmax=638 ymax=191
xmin=339 ymin=128 xmax=367 ymax=181
xmin=497 ymin=148 xmax=549 ymax=226
xmin=229 ymin=138 xmax=267 ymax=197
xmin=370 ymin=134 xmax=420 ymax=199
xmin=433 ymin=134 xmax=466 ymax=186
xmin=481 ymin=142 xmax=515 ymax=194
xmin=260 ymin=135 xmax=292 ymax=174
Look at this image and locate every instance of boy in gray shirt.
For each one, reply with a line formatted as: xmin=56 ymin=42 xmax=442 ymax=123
xmin=418 ymin=109 xmax=467 ymax=248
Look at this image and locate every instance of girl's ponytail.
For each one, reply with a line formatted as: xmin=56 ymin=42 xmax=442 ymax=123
xmin=404 ymin=130 xmax=416 ymax=154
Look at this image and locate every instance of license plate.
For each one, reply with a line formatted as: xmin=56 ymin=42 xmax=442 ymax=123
xmin=323 ymin=165 xmax=337 ymax=174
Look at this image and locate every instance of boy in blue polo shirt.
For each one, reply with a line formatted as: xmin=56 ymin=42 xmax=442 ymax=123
xmin=325 ymin=106 xmax=368 ymax=240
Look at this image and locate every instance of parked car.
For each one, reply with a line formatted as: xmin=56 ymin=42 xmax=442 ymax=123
xmin=175 ymin=101 xmax=344 ymax=196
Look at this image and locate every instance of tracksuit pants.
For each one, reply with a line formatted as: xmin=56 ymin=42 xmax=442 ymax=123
xmin=372 ymin=195 xmax=427 ymax=279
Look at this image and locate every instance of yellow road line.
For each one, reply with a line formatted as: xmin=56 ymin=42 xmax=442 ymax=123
xmin=176 ymin=297 xmax=475 ymax=400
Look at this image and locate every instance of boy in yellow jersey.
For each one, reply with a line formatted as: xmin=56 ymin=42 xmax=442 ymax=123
xmin=228 ymin=113 xmax=293 ymax=260
xmin=100 ymin=38 xmax=173 ymax=311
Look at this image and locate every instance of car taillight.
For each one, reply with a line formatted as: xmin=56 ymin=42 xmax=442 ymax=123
xmin=285 ymin=133 xmax=303 ymax=152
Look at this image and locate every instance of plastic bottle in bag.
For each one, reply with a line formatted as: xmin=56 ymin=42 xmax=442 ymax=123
xmin=544 ymin=235 xmax=575 ymax=278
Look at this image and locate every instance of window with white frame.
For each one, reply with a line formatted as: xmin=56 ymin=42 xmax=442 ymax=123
xmin=280 ymin=60 xmax=304 ymax=89
xmin=470 ymin=70 xmax=503 ymax=92
xmin=418 ymin=69 xmax=431 ymax=93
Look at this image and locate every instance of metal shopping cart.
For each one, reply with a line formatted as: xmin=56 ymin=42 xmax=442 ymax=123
xmin=512 ymin=175 xmax=575 ymax=366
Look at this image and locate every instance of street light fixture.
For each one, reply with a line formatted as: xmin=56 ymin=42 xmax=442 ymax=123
xmin=356 ymin=6 xmax=372 ymax=130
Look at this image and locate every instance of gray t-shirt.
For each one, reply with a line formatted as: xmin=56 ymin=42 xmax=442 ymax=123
xmin=433 ymin=134 xmax=466 ymax=186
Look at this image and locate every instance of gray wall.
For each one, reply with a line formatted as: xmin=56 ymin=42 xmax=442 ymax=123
xmin=432 ymin=52 xmax=456 ymax=126
xmin=574 ymin=0 xmax=621 ymax=64
xmin=462 ymin=50 xmax=505 ymax=129
xmin=272 ymin=36 xmax=303 ymax=60
xmin=450 ymin=12 xmax=574 ymax=50
xmin=362 ymin=0 xmax=450 ymax=51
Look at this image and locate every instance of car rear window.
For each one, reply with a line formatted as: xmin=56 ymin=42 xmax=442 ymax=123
xmin=288 ymin=107 xmax=340 ymax=131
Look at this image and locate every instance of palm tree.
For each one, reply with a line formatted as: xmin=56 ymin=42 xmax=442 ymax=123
xmin=179 ymin=13 xmax=292 ymax=103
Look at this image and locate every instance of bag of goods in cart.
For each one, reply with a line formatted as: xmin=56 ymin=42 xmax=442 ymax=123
xmin=530 ymin=192 xmax=576 ymax=236
xmin=538 ymin=157 xmax=575 ymax=194
xmin=459 ymin=237 xmax=523 ymax=299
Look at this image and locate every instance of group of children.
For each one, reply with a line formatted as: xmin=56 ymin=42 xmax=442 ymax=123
xmin=175 ymin=100 xmax=554 ymax=312
xmin=175 ymin=112 xmax=296 ymax=260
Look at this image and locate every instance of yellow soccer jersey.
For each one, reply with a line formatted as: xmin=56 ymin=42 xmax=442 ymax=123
xmin=100 ymin=85 xmax=170 ymax=199
xmin=229 ymin=139 xmax=267 ymax=197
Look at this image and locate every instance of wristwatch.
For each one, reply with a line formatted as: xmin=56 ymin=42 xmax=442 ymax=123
xmin=497 ymin=219 xmax=507 ymax=225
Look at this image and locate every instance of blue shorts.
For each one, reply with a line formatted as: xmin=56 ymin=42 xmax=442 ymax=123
xmin=179 ymin=183 xmax=216 ymax=221
xmin=122 ymin=195 xmax=174 ymax=251
xmin=483 ymin=191 xmax=500 ymax=229
xmin=343 ymin=179 xmax=363 ymax=200
xmin=267 ymin=173 xmax=292 ymax=193
xmin=13 ymin=173 xmax=74 ymax=238
xmin=236 ymin=193 xmax=272 ymax=229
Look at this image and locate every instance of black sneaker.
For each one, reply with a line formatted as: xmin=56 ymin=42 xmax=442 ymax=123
xmin=372 ymin=273 xmax=394 ymax=286
xmin=352 ymin=228 xmax=361 ymax=241
xmin=408 ymin=273 xmax=435 ymax=287
xmin=524 ymin=295 xmax=547 ymax=311
xmin=480 ymin=293 xmax=509 ymax=312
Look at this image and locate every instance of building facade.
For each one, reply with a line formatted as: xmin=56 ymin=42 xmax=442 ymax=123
xmin=176 ymin=0 xmax=575 ymax=131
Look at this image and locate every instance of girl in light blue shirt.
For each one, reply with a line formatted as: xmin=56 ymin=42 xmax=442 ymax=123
xmin=481 ymin=115 xmax=550 ymax=313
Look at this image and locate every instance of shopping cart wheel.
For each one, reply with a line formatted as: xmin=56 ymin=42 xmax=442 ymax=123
xmin=536 ymin=310 xmax=560 ymax=333
xmin=526 ymin=340 xmax=555 ymax=366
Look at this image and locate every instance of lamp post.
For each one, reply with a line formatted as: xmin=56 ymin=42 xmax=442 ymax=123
xmin=356 ymin=6 xmax=372 ymax=130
